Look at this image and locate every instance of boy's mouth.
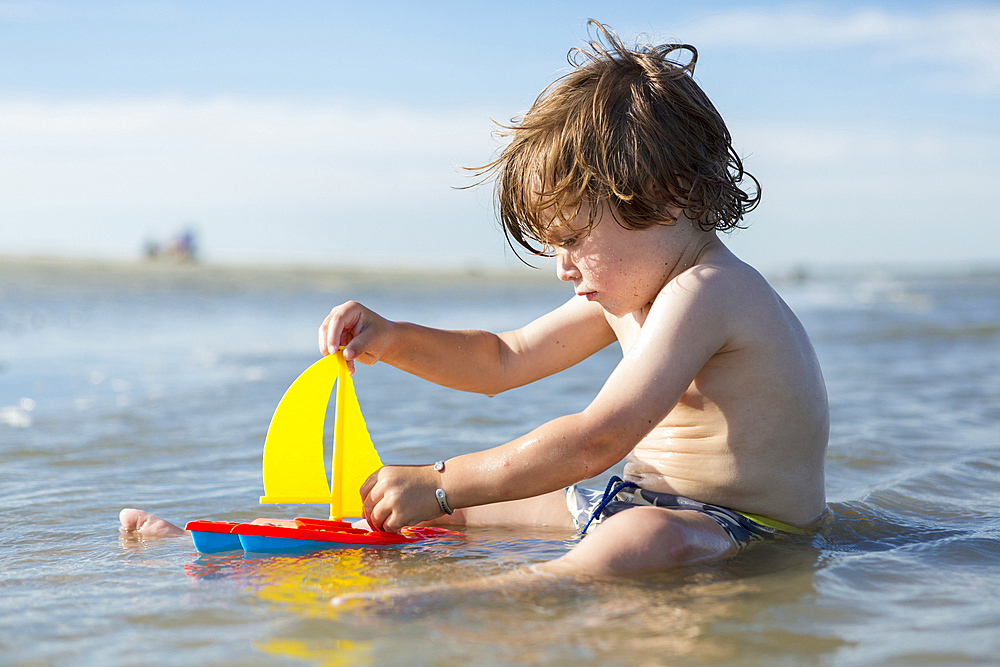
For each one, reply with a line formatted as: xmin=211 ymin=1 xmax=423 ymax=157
xmin=577 ymin=290 xmax=597 ymax=301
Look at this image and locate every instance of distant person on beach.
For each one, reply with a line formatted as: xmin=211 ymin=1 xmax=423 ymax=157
xmin=123 ymin=22 xmax=828 ymax=577
xmin=168 ymin=229 xmax=197 ymax=262
xmin=140 ymin=228 xmax=198 ymax=262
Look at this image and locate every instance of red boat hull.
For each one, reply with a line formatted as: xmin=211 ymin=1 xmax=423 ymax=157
xmin=185 ymin=517 xmax=458 ymax=553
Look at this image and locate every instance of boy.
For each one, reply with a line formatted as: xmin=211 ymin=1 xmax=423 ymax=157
xmin=317 ymin=23 xmax=828 ymax=575
xmin=122 ymin=23 xmax=828 ymax=576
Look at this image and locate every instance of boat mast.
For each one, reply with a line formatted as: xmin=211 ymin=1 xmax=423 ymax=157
xmin=330 ymin=352 xmax=347 ymax=521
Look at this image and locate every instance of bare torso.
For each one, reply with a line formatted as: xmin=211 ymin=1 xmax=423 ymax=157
xmin=607 ymin=255 xmax=828 ymax=527
xmin=316 ymin=219 xmax=829 ymax=536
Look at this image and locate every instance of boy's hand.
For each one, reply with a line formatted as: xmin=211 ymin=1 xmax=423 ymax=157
xmin=318 ymin=301 xmax=395 ymax=374
xmin=360 ymin=465 xmax=444 ymax=533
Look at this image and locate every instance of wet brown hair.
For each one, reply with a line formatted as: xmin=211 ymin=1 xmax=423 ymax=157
xmin=474 ymin=21 xmax=760 ymax=257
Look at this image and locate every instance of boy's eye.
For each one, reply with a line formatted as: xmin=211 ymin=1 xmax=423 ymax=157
xmin=557 ymin=236 xmax=579 ymax=248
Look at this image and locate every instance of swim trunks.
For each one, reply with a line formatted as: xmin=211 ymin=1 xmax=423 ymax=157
xmin=566 ymin=476 xmax=807 ymax=550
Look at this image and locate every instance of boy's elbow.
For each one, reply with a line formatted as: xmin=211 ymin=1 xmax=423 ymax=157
xmin=467 ymin=376 xmax=515 ymax=397
xmin=572 ymin=413 xmax=638 ymax=471
xmin=474 ymin=335 xmax=522 ymax=397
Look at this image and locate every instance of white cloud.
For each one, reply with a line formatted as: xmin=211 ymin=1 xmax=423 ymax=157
xmin=675 ymin=5 xmax=1000 ymax=95
xmin=736 ymin=121 xmax=986 ymax=168
xmin=722 ymin=118 xmax=1000 ymax=269
xmin=0 ymin=97 xmax=495 ymax=209
xmin=0 ymin=97 xmax=507 ymax=264
xmin=0 ymin=97 xmax=489 ymax=155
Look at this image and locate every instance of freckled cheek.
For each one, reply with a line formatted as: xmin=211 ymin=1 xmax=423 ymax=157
xmin=578 ymin=256 xmax=608 ymax=285
xmin=575 ymin=254 xmax=594 ymax=274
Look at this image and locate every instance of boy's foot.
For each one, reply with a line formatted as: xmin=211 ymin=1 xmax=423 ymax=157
xmin=119 ymin=508 xmax=187 ymax=537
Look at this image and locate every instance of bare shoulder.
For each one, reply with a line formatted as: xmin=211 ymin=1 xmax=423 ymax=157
xmin=671 ymin=245 xmax=775 ymax=303
xmin=679 ymin=243 xmax=828 ymax=425
xmin=648 ymin=242 xmax=820 ymax=386
xmin=649 ymin=244 xmax=780 ymax=337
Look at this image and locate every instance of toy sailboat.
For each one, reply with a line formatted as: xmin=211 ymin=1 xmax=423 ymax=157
xmin=185 ymin=352 xmax=455 ymax=553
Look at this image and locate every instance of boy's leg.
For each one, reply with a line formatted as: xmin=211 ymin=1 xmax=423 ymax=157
xmin=329 ymin=505 xmax=738 ymax=608
xmin=117 ymin=491 xmax=575 ymax=538
xmin=536 ymin=505 xmax=738 ymax=576
xmin=429 ymin=489 xmax=576 ymax=530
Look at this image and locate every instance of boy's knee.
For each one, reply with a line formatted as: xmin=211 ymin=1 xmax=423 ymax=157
xmin=555 ymin=507 xmax=735 ymax=575
xmin=597 ymin=507 xmax=703 ymax=563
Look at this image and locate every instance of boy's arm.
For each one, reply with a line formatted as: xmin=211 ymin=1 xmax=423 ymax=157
xmin=362 ymin=267 xmax=736 ymax=531
xmin=320 ymin=296 xmax=616 ymax=396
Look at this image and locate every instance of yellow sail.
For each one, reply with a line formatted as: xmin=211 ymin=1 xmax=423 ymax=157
xmin=259 ymin=352 xmax=383 ymax=520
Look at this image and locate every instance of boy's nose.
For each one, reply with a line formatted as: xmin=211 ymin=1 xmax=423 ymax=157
xmin=555 ymin=251 xmax=580 ymax=282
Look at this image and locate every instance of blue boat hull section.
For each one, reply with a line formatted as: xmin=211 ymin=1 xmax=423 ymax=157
xmin=190 ymin=530 xmax=243 ymax=553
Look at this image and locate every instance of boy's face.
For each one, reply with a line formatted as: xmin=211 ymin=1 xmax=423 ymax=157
xmin=545 ymin=201 xmax=698 ymax=317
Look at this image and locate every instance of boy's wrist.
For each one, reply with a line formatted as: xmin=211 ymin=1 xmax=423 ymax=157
xmin=380 ymin=319 xmax=410 ymax=365
xmin=431 ymin=459 xmax=454 ymax=514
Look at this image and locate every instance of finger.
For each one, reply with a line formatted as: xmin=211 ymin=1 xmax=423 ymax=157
xmin=359 ymin=469 xmax=380 ymax=500
xmin=368 ymin=499 xmax=391 ymax=533
xmin=328 ymin=314 xmax=345 ymax=358
xmin=324 ymin=304 xmax=350 ymax=358
xmin=339 ymin=324 xmax=355 ymax=350
xmin=335 ymin=304 xmax=368 ymax=359
xmin=360 ymin=471 xmax=381 ymax=525
xmin=323 ymin=307 xmax=349 ymax=357
xmin=318 ymin=312 xmax=333 ymax=355
xmin=382 ymin=513 xmax=401 ymax=534
xmin=361 ymin=490 xmax=371 ymax=524
xmin=342 ymin=324 xmax=377 ymax=364
xmin=382 ymin=506 xmax=409 ymax=534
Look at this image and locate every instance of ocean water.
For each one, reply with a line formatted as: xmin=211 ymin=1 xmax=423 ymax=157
xmin=1 ymin=257 xmax=998 ymax=667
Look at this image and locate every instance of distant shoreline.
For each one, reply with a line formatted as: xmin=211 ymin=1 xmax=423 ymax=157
xmin=2 ymin=253 xmax=997 ymax=292
xmin=0 ymin=253 xmax=565 ymax=292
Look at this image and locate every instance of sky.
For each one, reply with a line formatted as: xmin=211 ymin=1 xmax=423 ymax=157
xmin=1 ymin=0 xmax=998 ymax=272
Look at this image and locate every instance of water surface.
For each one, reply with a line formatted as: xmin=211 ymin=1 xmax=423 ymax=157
xmin=2 ymin=258 xmax=998 ymax=666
